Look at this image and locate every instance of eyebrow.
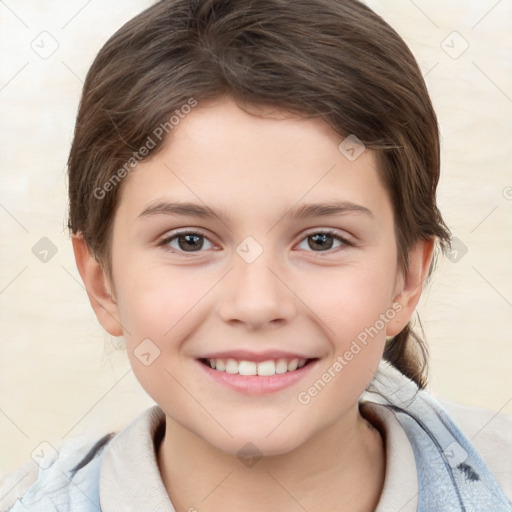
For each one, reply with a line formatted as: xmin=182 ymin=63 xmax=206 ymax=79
xmin=138 ymin=200 xmax=374 ymax=224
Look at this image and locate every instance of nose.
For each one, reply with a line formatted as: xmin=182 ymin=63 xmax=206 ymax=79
xmin=216 ymin=249 xmax=298 ymax=330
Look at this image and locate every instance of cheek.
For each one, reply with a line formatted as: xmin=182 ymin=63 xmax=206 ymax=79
xmin=305 ymin=260 xmax=397 ymax=337
xmin=301 ymin=258 xmax=396 ymax=379
xmin=115 ymin=261 xmax=205 ymax=338
xmin=114 ymin=264 xmax=217 ymax=396
xmin=115 ymin=245 xmax=398 ymax=352
xmin=295 ymin=267 xmax=393 ymax=421
xmin=115 ymin=268 xmax=199 ymax=406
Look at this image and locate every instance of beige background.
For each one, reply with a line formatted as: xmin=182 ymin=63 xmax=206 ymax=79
xmin=0 ymin=0 xmax=511 ymax=477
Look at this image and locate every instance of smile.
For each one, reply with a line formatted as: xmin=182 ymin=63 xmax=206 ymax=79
xmin=197 ymin=356 xmax=319 ymax=394
xmin=201 ymin=357 xmax=312 ymax=376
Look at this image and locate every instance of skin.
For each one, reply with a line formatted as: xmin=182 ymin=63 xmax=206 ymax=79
xmin=73 ymin=95 xmax=434 ymax=512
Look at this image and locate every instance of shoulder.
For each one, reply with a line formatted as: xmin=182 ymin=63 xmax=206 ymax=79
xmin=363 ymin=360 xmax=512 ymax=506
xmin=1 ymin=406 xmax=163 ymax=511
xmin=0 ymin=458 xmax=39 ymax=511
xmin=437 ymin=397 xmax=512 ymax=502
xmin=0 ymin=432 xmax=115 ymax=512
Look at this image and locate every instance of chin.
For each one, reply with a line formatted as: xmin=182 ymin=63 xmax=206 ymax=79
xmin=202 ymin=421 xmax=309 ymax=460
xmin=217 ymin=435 xmax=303 ymax=460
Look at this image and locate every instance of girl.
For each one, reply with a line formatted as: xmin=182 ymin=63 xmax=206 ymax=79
xmin=2 ymin=0 xmax=511 ymax=510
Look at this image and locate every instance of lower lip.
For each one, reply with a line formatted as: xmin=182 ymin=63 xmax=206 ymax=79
xmin=196 ymin=359 xmax=318 ymax=394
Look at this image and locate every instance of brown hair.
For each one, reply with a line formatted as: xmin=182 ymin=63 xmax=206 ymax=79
xmin=67 ymin=0 xmax=451 ymax=389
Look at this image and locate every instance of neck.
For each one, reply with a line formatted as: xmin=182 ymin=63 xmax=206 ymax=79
xmin=157 ymin=403 xmax=385 ymax=512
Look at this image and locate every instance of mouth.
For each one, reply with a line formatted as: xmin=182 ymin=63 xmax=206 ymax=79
xmin=199 ymin=357 xmax=317 ymax=376
xmin=196 ymin=355 xmax=320 ymax=394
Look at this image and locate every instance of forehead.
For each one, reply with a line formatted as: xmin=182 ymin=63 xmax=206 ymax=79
xmin=115 ymin=96 xmax=391 ymax=225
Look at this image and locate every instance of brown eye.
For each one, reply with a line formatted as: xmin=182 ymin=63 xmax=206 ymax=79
xmin=297 ymin=230 xmax=351 ymax=253
xmin=160 ymin=232 xmax=214 ymax=253
xmin=308 ymin=233 xmax=334 ymax=251
xmin=176 ymin=233 xmax=204 ymax=251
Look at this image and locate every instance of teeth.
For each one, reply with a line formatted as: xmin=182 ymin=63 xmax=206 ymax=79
xmin=275 ymin=359 xmax=288 ymax=374
xmin=287 ymin=359 xmax=298 ymax=372
xmin=257 ymin=360 xmax=276 ymax=376
xmin=206 ymin=357 xmax=309 ymax=376
xmin=239 ymin=360 xmax=257 ymax=376
xmin=225 ymin=358 xmax=238 ymax=374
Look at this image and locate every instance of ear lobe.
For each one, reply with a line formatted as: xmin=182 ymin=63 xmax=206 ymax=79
xmin=386 ymin=238 xmax=435 ymax=337
xmin=71 ymin=234 xmax=124 ymax=337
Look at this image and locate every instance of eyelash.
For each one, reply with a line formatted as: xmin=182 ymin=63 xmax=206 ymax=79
xmin=158 ymin=228 xmax=353 ymax=256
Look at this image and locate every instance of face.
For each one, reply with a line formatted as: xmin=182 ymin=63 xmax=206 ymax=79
xmin=90 ymin=96 xmax=412 ymax=456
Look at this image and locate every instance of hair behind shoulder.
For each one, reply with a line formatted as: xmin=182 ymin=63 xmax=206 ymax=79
xmin=69 ymin=432 xmax=117 ymax=478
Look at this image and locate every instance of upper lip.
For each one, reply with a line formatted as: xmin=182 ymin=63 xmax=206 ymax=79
xmin=199 ymin=350 xmax=317 ymax=362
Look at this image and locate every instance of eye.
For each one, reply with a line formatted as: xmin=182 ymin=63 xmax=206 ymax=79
xmin=159 ymin=231 xmax=214 ymax=254
xmin=297 ymin=230 xmax=351 ymax=253
xmin=158 ymin=228 xmax=352 ymax=256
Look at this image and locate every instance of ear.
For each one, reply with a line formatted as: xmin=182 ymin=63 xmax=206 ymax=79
xmin=71 ymin=234 xmax=124 ymax=337
xmin=386 ymin=238 xmax=435 ymax=336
